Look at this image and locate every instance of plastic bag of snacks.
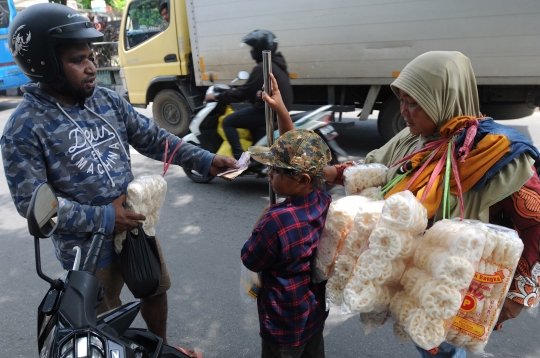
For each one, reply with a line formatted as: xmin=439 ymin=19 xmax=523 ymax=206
xmin=341 ymin=191 xmax=427 ymax=316
xmin=239 ymin=263 xmax=261 ymax=303
xmin=325 ymin=200 xmax=387 ymax=306
xmin=358 ymin=186 xmax=383 ymax=200
xmin=313 ymin=196 xmax=371 ymax=283
xmin=326 ymin=227 xmax=365 ymax=306
xmin=360 ymin=311 xmax=390 ymax=335
xmin=114 ymin=175 xmax=167 ymax=254
xmin=390 ymin=219 xmax=488 ymax=351
xmin=343 ymin=163 xmax=388 ymax=196
xmin=445 ymin=224 xmax=524 ymax=354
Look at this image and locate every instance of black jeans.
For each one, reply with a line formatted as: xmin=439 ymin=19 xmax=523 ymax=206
xmin=260 ymin=327 xmax=325 ymax=358
xmin=222 ymin=106 xmax=266 ymax=159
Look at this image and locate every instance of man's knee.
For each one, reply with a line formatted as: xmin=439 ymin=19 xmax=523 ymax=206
xmin=95 ymin=259 xmax=124 ymax=315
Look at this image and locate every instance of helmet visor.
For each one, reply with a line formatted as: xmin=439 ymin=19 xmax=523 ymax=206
xmin=48 ymin=21 xmax=103 ymax=43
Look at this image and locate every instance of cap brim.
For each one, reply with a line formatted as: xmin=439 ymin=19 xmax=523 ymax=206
xmin=248 ymin=145 xmax=295 ymax=170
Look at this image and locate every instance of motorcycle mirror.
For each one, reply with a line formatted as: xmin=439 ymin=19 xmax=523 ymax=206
xmin=27 ymin=182 xmax=59 ymax=239
xmin=237 ymin=70 xmax=250 ymax=80
xmin=209 ymin=73 xmax=215 ymax=83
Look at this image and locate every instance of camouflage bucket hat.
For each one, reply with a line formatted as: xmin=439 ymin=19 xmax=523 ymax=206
xmin=249 ymin=129 xmax=332 ymax=176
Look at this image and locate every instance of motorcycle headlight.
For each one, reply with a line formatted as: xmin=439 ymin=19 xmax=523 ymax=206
xmin=59 ymin=332 xmax=105 ymax=358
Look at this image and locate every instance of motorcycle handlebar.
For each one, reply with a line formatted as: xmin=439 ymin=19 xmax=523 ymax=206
xmin=82 ymin=228 xmax=107 ymax=275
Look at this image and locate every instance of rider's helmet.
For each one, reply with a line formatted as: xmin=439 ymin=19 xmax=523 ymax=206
xmin=241 ymin=29 xmax=278 ymax=62
xmin=8 ymin=3 xmax=103 ymax=84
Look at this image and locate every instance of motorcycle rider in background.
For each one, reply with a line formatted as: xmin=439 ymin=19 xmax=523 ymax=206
xmin=204 ymin=29 xmax=294 ymax=160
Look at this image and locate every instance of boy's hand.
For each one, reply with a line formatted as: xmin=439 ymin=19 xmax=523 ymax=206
xmin=262 ymin=73 xmax=286 ymax=113
xmin=209 ymin=155 xmax=238 ymax=176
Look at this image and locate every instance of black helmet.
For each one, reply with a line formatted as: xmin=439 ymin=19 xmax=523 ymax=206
xmin=8 ymin=3 xmax=103 ymax=83
xmin=241 ymin=29 xmax=278 ymax=62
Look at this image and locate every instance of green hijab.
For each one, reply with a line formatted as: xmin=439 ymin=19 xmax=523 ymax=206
xmin=366 ymin=51 xmax=535 ymax=222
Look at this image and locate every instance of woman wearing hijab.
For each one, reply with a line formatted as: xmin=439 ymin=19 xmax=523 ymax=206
xmin=324 ymin=51 xmax=540 ymax=357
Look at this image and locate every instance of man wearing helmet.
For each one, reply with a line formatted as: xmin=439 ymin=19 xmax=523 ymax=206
xmin=1 ymin=3 xmax=235 ymax=356
xmin=204 ymin=29 xmax=293 ymax=161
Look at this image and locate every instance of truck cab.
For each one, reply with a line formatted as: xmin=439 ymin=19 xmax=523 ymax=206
xmin=118 ymin=0 xmax=201 ymax=136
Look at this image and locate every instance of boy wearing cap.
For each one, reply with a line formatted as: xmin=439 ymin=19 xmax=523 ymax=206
xmin=241 ymin=74 xmax=332 ymax=358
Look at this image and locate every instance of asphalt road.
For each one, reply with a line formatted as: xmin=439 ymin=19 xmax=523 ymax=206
xmin=1 ymin=97 xmax=540 ymax=357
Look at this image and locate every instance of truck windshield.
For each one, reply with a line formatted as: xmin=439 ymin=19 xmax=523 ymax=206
xmin=124 ymin=0 xmax=169 ymax=50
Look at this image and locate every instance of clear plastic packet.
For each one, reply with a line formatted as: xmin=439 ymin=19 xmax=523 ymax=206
xmin=393 ymin=321 xmax=412 ymax=344
xmin=390 ymin=219 xmax=487 ymax=351
xmin=326 ymin=201 xmax=385 ymax=307
xmin=325 ymin=227 xmax=368 ymax=306
xmin=343 ymin=163 xmax=388 ymax=196
xmin=239 ymin=263 xmax=261 ymax=303
xmin=114 ymin=174 xmax=167 ymax=253
xmin=353 ymin=200 xmax=385 ymax=237
xmin=379 ymin=190 xmax=428 ymax=236
xmin=313 ymin=196 xmax=371 ymax=283
xmin=358 ymin=186 xmax=382 ymax=200
xmin=359 ymin=310 xmax=390 ymax=335
xmin=445 ymin=223 xmax=524 ymax=354
xmin=341 ymin=191 xmax=427 ymax=316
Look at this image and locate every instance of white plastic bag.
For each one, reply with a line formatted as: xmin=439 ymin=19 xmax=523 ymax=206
xmin=114 ymin=174 xmax=167 ymax=254
xmin=240 ymin=263 xmax=261 ymax=303
xmin=343 ymin=163 xmax=388 ymax=196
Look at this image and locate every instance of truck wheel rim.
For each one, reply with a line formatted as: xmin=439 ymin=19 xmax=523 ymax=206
xmin=163 ymin=103 xmax=181 ymax=125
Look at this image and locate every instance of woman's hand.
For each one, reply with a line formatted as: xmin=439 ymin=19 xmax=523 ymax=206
xmin=496 ymin=297 xmax=523 ymax=327
xmin=112 ymin=195 xmax=146 ymax=233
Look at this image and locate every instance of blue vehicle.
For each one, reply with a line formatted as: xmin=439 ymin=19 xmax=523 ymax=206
xmin=0 ymin=0 xmax=29 ymax=93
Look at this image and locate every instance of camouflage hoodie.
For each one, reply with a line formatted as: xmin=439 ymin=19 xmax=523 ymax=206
xmin=1 ymin=83 xmax=214 ymax=269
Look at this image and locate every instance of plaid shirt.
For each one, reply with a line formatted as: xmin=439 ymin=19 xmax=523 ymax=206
xmin=241 ymin=189 xmax=331 ymax=346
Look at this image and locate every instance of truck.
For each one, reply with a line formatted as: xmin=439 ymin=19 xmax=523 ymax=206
xmin=112 ymin=0 xmax=540 ymax=142
xmin=0 ymin=0 xmax=28 ymax=95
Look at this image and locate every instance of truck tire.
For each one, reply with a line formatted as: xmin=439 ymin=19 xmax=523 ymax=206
xmin=152 ymin=90 xmax=192 ymax=136
xmin=377 ymin=96 xmax=405 ymax=143
xmin=480 ymin=102 xmax=536 ymax=120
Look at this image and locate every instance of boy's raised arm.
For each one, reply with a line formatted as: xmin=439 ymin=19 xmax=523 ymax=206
xmin=262 ymin=73 xmax=294 ymax=135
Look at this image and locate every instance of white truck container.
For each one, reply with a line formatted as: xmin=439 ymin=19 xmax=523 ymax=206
xmin=118 ymin=0 xmax=540 ymax=141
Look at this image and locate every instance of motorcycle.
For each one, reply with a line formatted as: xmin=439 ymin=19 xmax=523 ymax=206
xmin=29 ymin=182 xmax=189 ymax=358
xmin=182 ymin=71 xmax=349 ymax=183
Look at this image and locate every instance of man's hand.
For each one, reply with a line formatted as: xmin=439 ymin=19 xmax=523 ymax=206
xmin=112 ymin=195 xmax=146 ymax=234
xmin=204 ymin=93 xmax=216 ymax=102
xmin=209 ymin=155 xmax=238 ymax=176
xmin=496 ymin=297 xmax=523 ymax=326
